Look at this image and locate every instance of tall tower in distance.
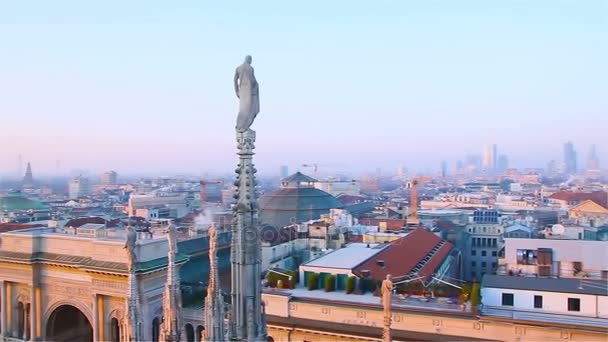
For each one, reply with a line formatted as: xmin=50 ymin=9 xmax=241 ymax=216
xmin=563 ymin=141 xmax=577 ymax=174
xmin=100 ymin=170 xmax=118 ymax=185
xmin=482 ymin=144 xmax=497 ymax=173
xmin=279 ymin=165 xmax=289 ymax=178
xmin=497 ymin=154 xmax=509 ymax=173
xmin=22 ymin=162 xmax=34 ymax=187
xmin=586 ymin=144 xmax=600 ymax=171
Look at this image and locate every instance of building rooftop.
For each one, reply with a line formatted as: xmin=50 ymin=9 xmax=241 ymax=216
xmin=418 ymin=209 xmax=467 ymax=216
xmin=281 ymin=172 xmax=318 ymax=184
xmin=353 ymin=228 xmax=453 ymax=281
xmin=548 ymin=191 xmax=608 ymax=208
xmin=505 ymin=223 xmax=533 ymax=234
xmin=0 ymin=192 xmax=48 ymax=211
xmin=302 ymin=243 xmax=388 ymax=269
xmin=265 ymin=287 xmax=468 ymax=314
xmin=482 ymin=274 xmax=608 ymax=296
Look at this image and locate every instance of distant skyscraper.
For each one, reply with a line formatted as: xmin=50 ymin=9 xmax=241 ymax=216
xmin=440 ymin=160 xmax=448 ymax=178
xmin=100 ymin=170 xmax=118 ymax=185
xmin=546 ymin=160 xmax=557 ymax=176
xmin=280 ymin=165 xmax=289 ymax=178
xmin=586 ymin=145 xmax=600 ymax=171
xmin=482 ymin=144 xmax=497 ymax=172
xmin=68 ymin=175 xmax=90 ymax=199
xmin=22 ymin=162 xmax=34 ymax=188
xmin=465 ymin=154 xmax=482 ymax=173
xmin=563 ymin=141 xmax=577 ymax=174
xmin=497 ymin=154 xmax=509 ymax=173
xmin=397 ymin=165 xmax=406 ymax=178
xmin=376 ymin=167 xmax=383 ymax=178
xmin=456 ymin=160 xmax=464 ymax=174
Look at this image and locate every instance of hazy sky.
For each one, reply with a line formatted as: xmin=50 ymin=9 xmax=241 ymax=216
xmin=1 ymin=1 xmax=606 ymax=177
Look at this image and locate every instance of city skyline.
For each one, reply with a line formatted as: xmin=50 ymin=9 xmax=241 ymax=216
xmin=1 ymin=1 xmax=606 ymax=174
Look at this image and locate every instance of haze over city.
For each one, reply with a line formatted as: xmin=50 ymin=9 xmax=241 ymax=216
xmin=1 ymin=1 xmax=606 ymax=176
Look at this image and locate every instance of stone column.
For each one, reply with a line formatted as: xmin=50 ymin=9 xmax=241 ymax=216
xmin=93 ymin=294 xmax=99 ymax=342
xmin=29 ymin=286 xmax=38 ymax=341
xmin=23 ymin=304 xmax=30 ymax=341
xmin=1 ymin=281 xmax=7 ymax=338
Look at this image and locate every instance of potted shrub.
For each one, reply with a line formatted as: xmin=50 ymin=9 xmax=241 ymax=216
xmin=324 ymin=275 xmax=335 ymax=292
xmin=345 ymin=276 xmax=356 ymax=294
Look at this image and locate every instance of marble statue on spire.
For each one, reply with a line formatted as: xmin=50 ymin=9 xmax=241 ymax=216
xmin=229 ymin=55 xmax=266 ymax=341
xmin=234 ymin=55 xmax=260 ymax=133
xmin=381 ymin=274 xmax=393 ymax=342
xmin=124 ymin=226 xmax=137 ymax=272
xmin=159 ymin=224 xmax=183 ymax=341
xmin=124 ymin=226 xmax=143 ymax=341
xmin=204 ymin=224 xmax=225 ymax=341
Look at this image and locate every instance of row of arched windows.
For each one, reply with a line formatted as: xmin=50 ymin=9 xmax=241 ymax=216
xmin=151 ymin=318 xmax=204 ymax=342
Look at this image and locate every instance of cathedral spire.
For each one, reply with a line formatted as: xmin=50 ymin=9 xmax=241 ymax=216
xmin=229 ymin=130 xmax=266 ymax=341
xmin=124 ymin=226 xmax=143 ymax=341
xmin=160 ymin=224 xmax=183 ymax=341
xmin=204 ymin=224 xmax=225 ymax=341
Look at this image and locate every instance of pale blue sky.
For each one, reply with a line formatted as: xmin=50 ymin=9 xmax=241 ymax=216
xmin=0 ymin=1 xmax=606 ymax=176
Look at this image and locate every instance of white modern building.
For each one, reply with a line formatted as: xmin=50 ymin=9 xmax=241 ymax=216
xmin=481 ymin=235 xmax=608 ymax=329
xmin=481 ymin=275 xmax=607 ymax=328
xmin=68 ymin=175 xmax=90 ymax=199
xmin=313 ymin=179 xmax=361 ymax=197
xmin=100 ymin=170 xmax=118 ymax=185
xmin=499 ymin=238 xmax=608 ymax=279
xmin=127 ymin=193 xmax=189 ymax=219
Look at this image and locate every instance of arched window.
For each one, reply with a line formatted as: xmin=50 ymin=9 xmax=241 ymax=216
xmin=185 ymin=323 xmax=194 ymax=342
xmin=196 ymin=325 xmax=204 ymax=341
xmin=152 ymin=317 xmax=160 ymax=342
xmin=16 ymin=302 xmax=24 ymax=339
xmin=25 ymin=303 xmax=31 ymax=340
xmin=110 ymin=318 xmax=120 ymax=342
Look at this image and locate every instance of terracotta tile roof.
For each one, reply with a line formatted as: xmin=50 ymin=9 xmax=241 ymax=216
xmin=548 ymin=191 xmax=608 ymax=208
xmin=0 ymin=223 xmax=45 ymax=233
xmin=352 ymin=228 xmax=453 ymax=282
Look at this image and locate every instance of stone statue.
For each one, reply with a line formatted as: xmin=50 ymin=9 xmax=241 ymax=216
xmin=167 ymin=224 xmax=177 ymax=254
xmin=234 ymin=55 xmax=260 ymax=132
xmin=209 ymin=223 xmax=217 ymax=251
xmin=124 ymin=226 xmax=137 ymax=271
xmin=381 ymin=274 xmax=393 ymax=342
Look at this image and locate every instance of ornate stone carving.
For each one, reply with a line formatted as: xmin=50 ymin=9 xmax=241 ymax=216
xmin=204 ymin=224 xmax=225 ymax=341
xmin=159 ymin=224 xmax=183 ymax=342
xmin=381 ymin=274 xmax=393 ymax=342
xmin=234 ymin=55 xmax=260 ymax=133
xmin=92 ymin=279 xmax=128 ymax=292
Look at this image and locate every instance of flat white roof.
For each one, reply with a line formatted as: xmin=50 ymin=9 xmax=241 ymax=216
xmin=418 ymin=209 xmax=466 ymax=215
xmin=302 ymin=243 xmax=388 ymax=269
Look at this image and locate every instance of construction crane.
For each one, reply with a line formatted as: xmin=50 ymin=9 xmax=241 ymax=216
xmin=406 ymin=176 xmax=432 ymax=221
xmin=301 ymin=163 xmax=326 ymax=176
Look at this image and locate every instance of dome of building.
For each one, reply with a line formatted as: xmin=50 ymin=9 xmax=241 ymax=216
xmin=259 ymin=172 xmax=344 ymax=228
xmin=0 ymin=191 xmax=48 ymax=212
